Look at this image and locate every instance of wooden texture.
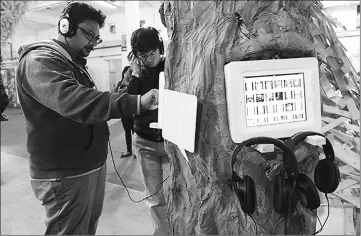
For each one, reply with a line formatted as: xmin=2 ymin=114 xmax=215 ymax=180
xmin=161 ymin=0 xmax=359 ymax=235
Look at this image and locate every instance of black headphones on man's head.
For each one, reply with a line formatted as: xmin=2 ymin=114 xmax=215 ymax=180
xmin=130 ymin=27 xmax=164 ymax=56
xmin=231 ymin=136 xmax=321 ymax=216
xmin=58 ymin=2 xmax=78 ymax=37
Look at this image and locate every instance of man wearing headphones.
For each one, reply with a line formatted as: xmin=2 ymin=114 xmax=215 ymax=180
xmin=120 ymin=27 xmax=170 ymax=235
xmin=15 ymin=2 xmax=158 ymax=235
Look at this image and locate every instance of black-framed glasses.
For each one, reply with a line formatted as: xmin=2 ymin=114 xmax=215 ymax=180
xmin=77 ymin=26 xmax=103 ymax=45
xmin=137 ymin=49 xmax=160 ymax=61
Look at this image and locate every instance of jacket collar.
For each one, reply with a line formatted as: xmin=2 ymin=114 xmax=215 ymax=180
xmin=52 ymin=39 xmax=87 ymax=68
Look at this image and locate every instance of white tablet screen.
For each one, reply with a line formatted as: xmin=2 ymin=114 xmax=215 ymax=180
xmin=244 ymin=73 xmax=307 ymax=127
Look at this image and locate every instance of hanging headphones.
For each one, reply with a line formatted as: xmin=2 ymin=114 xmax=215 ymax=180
xmin=58 ymin=2 xmax=78 ymax=38
xmin=130 ymin=27 xmax=164 ymax=56
xmin=286 ymin=131 xmax=340 ymax=194
xmin=231 ymin=137 xmax=300 ymax=215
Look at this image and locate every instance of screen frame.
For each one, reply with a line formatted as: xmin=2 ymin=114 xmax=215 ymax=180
xmin=224 ymin=57 xmax=322 ymax=143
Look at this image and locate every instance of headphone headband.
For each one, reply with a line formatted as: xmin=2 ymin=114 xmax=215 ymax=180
xmin=62 ymin=2 xmax=77 ymax=17
xmin=131 ymin=27 xmax=164 ymax=55
xmin=286 ymin=131 xmax=335 ymax=161
xmin=58 ymin=2 xmax=79 ymax=37
xmin=231 ymin=136 xmax=299 ymax=179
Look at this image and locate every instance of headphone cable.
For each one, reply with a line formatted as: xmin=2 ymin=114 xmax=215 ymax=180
xmin=296 ymin=206 xmax=303 ymax=235
xmin=108 ymin=140 xmax=169 ymax=203
xmin=272 ymin=215 xmax=284 ymax=234
xmin=311 ymin=193 xmax=330 ymax=235
xmin=248 ymin=214 xmax=258 ymax=235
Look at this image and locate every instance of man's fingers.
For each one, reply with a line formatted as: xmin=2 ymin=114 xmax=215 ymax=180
xmin=140 ymin=89 xmax=160 ymax=111
xmin=152 ymin=95 xmax=158 ymax=105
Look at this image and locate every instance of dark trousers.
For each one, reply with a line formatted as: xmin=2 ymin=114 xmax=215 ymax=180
xmin=31 ymin=164 xmax=106 ymax=235
xmin=121 ymin=117 xmax=134 ymax=152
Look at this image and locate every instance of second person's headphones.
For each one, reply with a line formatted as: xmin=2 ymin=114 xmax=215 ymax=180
xmin=130 ymin=27 xmax=164 ymax=56
xmin=230 ymin=136 xmax=320 ymax=216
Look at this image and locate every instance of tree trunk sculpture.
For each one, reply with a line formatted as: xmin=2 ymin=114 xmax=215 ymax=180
xmin=160 ymin=1 xmax=360 ymax=235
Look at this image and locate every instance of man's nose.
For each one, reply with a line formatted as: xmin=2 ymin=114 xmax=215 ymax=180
xmin=146 ymin=56 xmax=153 ymax=62
xmin=89 ymin=40 xmax=97 ymax=47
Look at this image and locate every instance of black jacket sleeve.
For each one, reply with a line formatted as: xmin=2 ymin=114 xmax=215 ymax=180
xmin=119 ymin=68 xmax=142 ymax=95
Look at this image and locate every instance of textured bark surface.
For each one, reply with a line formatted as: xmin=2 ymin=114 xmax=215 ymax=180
xmin=160 ymin=1 xmax=359 ymax=235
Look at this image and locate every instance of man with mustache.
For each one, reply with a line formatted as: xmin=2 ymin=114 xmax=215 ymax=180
xmin=15 ymin=2 xmax=158 ymax=235
xmin=120 ymin=27 xmax=170 ymax=235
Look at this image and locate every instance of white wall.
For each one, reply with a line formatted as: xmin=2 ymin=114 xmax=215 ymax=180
xmin=36 ymin=27 xmax=57 ymax=41
xmin=140 ymin=7 xmax=163 ymax=29
xmin=11 ymin=34 xmax=37 ymax=56
xmin=87 ymin=58 xmax=110 ymax=91
xmin=100 ymin=12 xmax=126 ymax=42
xmin=339 ymin=36 xmax=360 ymax=72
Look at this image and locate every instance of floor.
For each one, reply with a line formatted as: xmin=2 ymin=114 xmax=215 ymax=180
xmin=1 ymin=108 xmax=353 ymax=235
xmin=1 ymin=108 xmax=153 ymax=235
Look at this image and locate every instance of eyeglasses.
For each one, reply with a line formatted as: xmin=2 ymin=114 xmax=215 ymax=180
xmin=137 ymin=49 xmax=159 ymax=61
xmin=77 ymin=26 xmax=103 ymax=45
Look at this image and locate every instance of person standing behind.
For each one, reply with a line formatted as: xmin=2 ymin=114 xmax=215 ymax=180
xmin=15 ymin=2 xmax=158 ymax=235
xmin=0 ymin=75 xmax=9 ymax=121
xmin=122 ymin=27 xmax=170 ymax=235
xmin=114 ymin=65 xmax=135 ymax=158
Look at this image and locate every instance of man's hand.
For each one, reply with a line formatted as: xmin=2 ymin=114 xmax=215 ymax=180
xmin=141 ymin=89 xmax=159 ymax=110
xmin=129 ymin=52 xmax=142 ymax=76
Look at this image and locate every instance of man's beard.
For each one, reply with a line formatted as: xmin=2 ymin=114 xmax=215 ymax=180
xmin=79 ymin=46 xmax=94 ymax=57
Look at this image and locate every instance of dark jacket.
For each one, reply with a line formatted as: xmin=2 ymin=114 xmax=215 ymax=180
xmin=120 ymin=59 xmax=165 ymax=142
xmin=0 ymin=76 xmax=9 ymax=113
xmin=16 ymin=39 xmax=139 ymax=179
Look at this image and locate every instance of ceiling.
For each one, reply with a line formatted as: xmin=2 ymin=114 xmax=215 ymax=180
xmin=21 ymin=1 xmax=163 ymax=31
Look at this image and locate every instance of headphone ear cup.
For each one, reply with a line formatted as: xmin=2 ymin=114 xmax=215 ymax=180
xmin=273 ymin=174 xmax=288 ymax=215
xmin=244 ymin=175 xmax=256 ymax=214
xmin=233 ymin=175 xmax=256 ymax=214
xmin=160 ymin=39 xmax=164 ymax=55
xmin=59 ymin=17 xmax=70 ymax=35
xmin=58 ymin=16 xmax=74 ymax=37
xmin=296 ymin=173 xmax=320 ymax=209
xmin=314 ymin=159 xmax=340 ymax=193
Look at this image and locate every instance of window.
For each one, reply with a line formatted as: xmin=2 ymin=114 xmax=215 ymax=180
xmin=110 ymin=25 xmax=116 ymax=34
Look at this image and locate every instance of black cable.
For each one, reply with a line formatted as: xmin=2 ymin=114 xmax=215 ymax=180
xmin=311 ymin=193 xmax=330 ymax=235
xmin=109 ymin=141 xmax=169 ymax=203
xmin=272 ymin=215 xmax=284 ymax=234
xmin=296 ymin=206 xmax=302 ymax=235
xmin=249 ymin=214 xmax=258 ymax=235
xmin=65 ymin=37 xmax=71 ymax=48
